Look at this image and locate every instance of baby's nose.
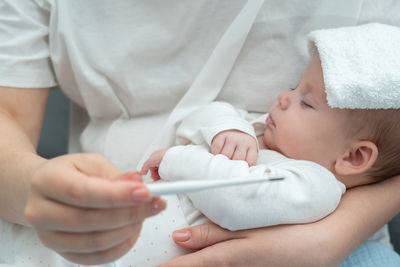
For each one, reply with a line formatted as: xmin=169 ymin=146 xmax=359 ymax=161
xmin=278 ymin=91 xmax=291 ymax=109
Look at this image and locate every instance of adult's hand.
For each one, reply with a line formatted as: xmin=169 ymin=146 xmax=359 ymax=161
xmin=162 ymin=222 xmax=331 ymax=267
xmin=24 ymin=153 xmax=166 ymax=265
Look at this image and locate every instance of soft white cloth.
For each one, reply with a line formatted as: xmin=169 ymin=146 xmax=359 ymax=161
xmin=308 ymin=23 xmax=400 ymax=109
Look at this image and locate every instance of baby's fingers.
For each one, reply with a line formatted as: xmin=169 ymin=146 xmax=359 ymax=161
xmin=246 ymin=147 xmax=258 ymax=166
xmin=141 ymin=161 xmax=161 ymax=180
xmin=220 ymin=142 xmax=236 ymax=159
xmin=150 ymin=167 xmax=161 ymax=181
xmin=231 ymin=145 xmax=247 ymax=161
xmin=211 ymin=136 xmax=225 ymax=155
xmin=141 ymin=160 xmax=152 ymax=175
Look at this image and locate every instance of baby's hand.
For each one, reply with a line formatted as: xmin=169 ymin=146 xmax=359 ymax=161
xmin=141 ymin=148 xmax=168 ymax=181
xmin=211 ymin=130 xmax=258 ymax=166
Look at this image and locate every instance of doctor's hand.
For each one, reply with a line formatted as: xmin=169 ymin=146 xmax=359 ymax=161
xmin=211 ymin=130 xmax=258 ymax=166
xmin=24 ymin=153 xmax=166 ymax=265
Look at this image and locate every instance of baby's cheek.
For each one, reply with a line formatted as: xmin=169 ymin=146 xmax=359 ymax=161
xmin=275 ymin=133 xmax=304 ymax=159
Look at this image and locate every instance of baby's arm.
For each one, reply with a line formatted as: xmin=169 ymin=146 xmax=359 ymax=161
xmin=158 ymin=145 xmax=345 ymax=231
xmin=177 ymin=101 xmax=259 ymax=166
xmin=142 ymin=101 xmax=260 ymax=177
xmin=176 ymin=101 xmax=257 ymax=147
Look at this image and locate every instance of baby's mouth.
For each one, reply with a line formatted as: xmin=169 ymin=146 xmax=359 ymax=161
xmin=266 ymin=114 xmax=276 ymax=128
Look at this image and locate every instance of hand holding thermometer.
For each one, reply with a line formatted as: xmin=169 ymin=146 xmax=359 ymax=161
xmin=146 ymin=176 xmax=284 ymax=196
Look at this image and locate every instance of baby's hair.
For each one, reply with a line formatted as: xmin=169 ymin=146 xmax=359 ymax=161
xmin=344 ymin=108 xmax=400 ymax=181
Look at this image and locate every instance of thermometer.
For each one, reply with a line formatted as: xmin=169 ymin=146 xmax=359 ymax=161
xmin=147 ymin=176 xmax=284 ymax=196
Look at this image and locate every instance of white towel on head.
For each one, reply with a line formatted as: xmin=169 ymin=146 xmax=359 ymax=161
xmin=308 ymin=23 xmax=400 ymax=109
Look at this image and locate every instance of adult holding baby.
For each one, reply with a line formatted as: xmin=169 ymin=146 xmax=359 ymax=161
xmin=0 ymin=1 xmax=399 ymax=266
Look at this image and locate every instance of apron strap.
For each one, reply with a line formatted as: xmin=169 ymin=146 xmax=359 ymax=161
xmin=138 ymin=0 xmax=265 ymax=170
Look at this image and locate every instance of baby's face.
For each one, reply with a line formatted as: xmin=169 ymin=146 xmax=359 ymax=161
xmin=262 ymin=54 xmax=351 ymax=170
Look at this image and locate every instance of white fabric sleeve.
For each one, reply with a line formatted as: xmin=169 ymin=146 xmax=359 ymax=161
xmin=159 ymin=145 xmax=345 ymax=231
xmin=0 ymin=0 xmax=57 ymax=88
xmin=176 ymin=101 xmax=257 ymax=146
xmin=358 ymin=0 xmax=400 ymax=26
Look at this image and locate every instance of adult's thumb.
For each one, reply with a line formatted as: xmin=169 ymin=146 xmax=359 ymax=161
xmin=172 ymin=222 xmax=239 ymax=250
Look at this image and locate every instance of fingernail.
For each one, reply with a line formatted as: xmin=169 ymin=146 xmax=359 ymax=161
xmin=172 ymin=229 xmax=191 ymax=242
xmin=131 ymin=188 xmax=151 ymax=202
xmin=151 ymin=199 xmax=166 ymax=215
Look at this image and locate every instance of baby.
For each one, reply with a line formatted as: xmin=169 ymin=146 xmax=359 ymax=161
xmin=142 ymin=30 xmax=400 ymax=231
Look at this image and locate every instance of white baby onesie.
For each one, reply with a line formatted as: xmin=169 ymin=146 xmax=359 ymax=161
xmin=158 ymin=101 xmax=346 ymax=230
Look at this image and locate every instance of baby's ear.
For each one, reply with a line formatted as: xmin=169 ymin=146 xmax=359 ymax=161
xmin=334 ymin=141 xmax=378 ymax=176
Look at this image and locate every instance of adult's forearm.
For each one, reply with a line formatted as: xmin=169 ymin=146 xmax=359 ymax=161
xmin=320 ymin=175 xmax=400 ymax=265
xmin=0 ymin=111 xmax=47 ymax=225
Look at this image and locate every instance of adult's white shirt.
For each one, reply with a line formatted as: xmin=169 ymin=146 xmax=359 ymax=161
xmin=1 ymin=0 xmax=399 ymax=170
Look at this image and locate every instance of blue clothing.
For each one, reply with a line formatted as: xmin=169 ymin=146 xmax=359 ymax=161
xmin=340 ymin=241 xmax=400 ymax=267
